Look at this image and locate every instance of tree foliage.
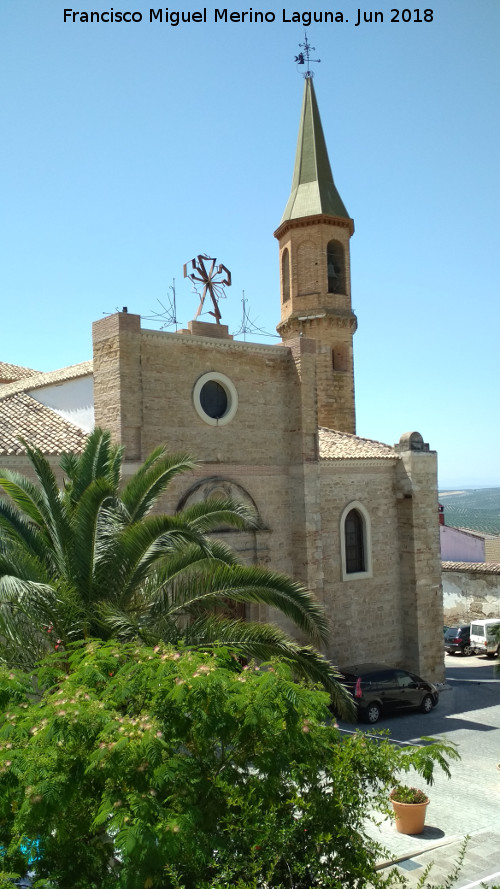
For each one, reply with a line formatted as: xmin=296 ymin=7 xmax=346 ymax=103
xmin=0 ymin=641 xmax=459 ymax=889
xmin=0 ymin=430 xmax=348 ymax=711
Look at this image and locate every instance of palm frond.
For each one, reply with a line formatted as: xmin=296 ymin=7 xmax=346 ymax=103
xmin=0 ymin=470 xmax=48 ymax=528
xmin=101 ymin=514 xmax=215 ymax=605
xmin=120 ymin=452 xmax=196 ymax=522
xmin=61 ymin=429 xmax=124 ymax=506
xmin=164 ymin=563 xmax=329 ymax=644
xmin=69 ymin=478 xmax=118 ymax=600
xmin=143 ymin=539 xmax=241 ymax=600
xmin=0 ymin=500 xmax=55 ymax=570
xmin=0 ymin=546 xmax=52 ymax=585
xmin=183 ymin=615 xmax=354 ymax=719
xmin=179 ymin=497 xmax=262 ymax=532
xmin=17 ymin=441 xmax=72 ymax=571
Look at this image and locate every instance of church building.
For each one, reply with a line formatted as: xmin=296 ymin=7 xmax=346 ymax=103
xmin=0 ymin=76 xmax=445 ymax=681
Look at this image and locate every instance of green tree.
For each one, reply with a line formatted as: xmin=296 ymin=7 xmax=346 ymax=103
xmin=0 ymin=641 xmax=460 ymax=889
xmin=0 ymin=430 xmax=346 ymax=708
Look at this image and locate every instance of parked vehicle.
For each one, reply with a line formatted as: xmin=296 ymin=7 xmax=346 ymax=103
xmin=338 ymin=663 xmax=439 ymax=724
xmin=470 ymin=619 xmax=500 ymax=658
xmin=444 ymin=625 xmax=473 ymax=656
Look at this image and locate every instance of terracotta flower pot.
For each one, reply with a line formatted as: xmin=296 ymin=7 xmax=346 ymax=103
xmin=390 ymin=794 xmax=429 ymax=835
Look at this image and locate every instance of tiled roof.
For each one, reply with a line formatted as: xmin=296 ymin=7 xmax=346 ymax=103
xmin=0 ymin=361 xmax=38 ymax=383
xmin=319 ymin=427 xmax=396 ymax=460
xmin=443 ymin=526 xmax=487 ymax=541
xmin=0 ymin=361 xmax=93 ymax=398
xmin=442 ymin=561 xmax=500 ymax=575
xmin=0 ymin=392 xmax=88 ymax=455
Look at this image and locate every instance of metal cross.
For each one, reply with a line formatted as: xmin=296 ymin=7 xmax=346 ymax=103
xmin=183 ymin=254 xmax=231 ymax=324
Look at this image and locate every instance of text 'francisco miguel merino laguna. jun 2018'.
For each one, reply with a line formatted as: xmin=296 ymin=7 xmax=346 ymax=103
xmin=62 ymin=8 xmax=435 ymax=26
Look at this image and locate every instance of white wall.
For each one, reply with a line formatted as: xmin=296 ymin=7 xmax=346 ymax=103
xmin=29 ymin=376 xmax=94 ymax=432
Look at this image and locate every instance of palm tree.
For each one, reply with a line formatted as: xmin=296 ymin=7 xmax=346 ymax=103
xmin=0 ymin=429 xmax=349 ymax=713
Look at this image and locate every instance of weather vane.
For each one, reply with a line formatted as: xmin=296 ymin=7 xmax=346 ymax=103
xmin=183 ymin=254 xmax=231 ymax=324
xmin=295 ymin=33 xmax=320 ymax=78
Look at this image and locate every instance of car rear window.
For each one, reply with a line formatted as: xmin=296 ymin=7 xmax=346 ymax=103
xmin=444 ymin=627 xmax=458 ymax=639
xmin=471 ymin=624 xmax=485 ymax=637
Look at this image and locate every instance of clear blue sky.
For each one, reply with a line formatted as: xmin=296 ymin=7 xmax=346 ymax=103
xmin=1 ymin=1 xmax=499 ymax=488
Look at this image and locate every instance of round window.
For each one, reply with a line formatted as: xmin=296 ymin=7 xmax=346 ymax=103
xmin=193 ymin=372 xmax=238 ymax=426
xmin=199 ymin=380 xmax=228 ymax=419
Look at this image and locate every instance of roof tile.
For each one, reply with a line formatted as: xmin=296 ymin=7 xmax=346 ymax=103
xmin=0 ymin=361 xmax=93 ymax=399
xmin=0 ymin=392 xmax=88 ymax=455
xmin=319 ymin=427 xmax=396 ymax=460
xmin=442 ymin=561 xmax=500 ymax=574
xmin=0 ymin=361 xmax=39 ymax=384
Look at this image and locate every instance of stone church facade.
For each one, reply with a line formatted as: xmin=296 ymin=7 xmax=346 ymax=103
xmin=0 ymin=77 xmax=444 ymax=680
xmin=90 ymin=77 xmax=444 ymax=682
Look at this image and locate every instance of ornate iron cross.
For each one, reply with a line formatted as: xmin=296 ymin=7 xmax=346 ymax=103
xmin=183 ymin=254 xmax=232 ymax=324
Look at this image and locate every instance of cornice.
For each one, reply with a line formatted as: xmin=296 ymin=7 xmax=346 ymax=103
xmin=274 ymin=214 xmax=355 ymax=240
xmin=277 ymin=307 xmax=358 ymax=336
xmin=139 ymin=328 xmax=289 ymax=359
xmin=320 ymin=457 xmax=399 ymax=468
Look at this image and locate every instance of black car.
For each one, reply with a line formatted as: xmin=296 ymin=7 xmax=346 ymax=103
xmin=338 ymin=662 xmax=439 ymax=724
xmin=444 ymin=625 xmax=472 ymax=656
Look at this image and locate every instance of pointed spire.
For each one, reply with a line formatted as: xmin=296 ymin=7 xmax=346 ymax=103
xmin=281 ymin=77 xmax=350 ymax=224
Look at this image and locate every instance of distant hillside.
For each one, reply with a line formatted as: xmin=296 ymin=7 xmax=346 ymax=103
xmin=439 ymin=487 xmax=500 ymax=536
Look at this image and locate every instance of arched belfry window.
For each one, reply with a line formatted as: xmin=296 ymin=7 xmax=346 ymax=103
xmin=340 ymin=501 xmax=372 ymax=580
xmin=327 ymin=240 xmax=345 ymax=294
xmin=282 ymin=248 xmax=290 ymax=303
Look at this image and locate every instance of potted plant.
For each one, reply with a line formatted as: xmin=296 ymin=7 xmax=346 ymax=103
xmin=390 ymin=784 xmax=429 ymax=834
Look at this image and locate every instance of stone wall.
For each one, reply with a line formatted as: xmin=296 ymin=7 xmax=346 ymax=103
xmin=395 ymin=440 xmax=444 ymax=682
xmin=92 ymin=313 xmax=445 ymax=682
xmin=442 ymin=563 xmax=500 ymax=624
xmin=319 ymin=459 xmax=401 ymax=666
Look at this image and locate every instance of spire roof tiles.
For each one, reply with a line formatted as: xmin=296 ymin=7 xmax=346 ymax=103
xmin=280 ymin=77 xmax=351 ymax=224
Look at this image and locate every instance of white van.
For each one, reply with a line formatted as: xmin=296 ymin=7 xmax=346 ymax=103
xmin=469 ymin=619 xmax=500 ymax=657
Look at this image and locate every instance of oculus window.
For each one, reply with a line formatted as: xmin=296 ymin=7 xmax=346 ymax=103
xmin=193 ymin=372 xmax=238 ymax=426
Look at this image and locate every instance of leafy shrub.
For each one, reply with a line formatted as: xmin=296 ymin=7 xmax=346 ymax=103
xmin=0 ymin=641 xmax=458 ymax=889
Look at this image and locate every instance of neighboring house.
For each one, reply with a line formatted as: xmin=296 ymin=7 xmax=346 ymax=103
xmin=439 ymin=501 xmax=500 ymax=565
xmin=440 ymin=524 xmax=486 ymax=562
xmin=0 ymin=362 xmax=92 ymax=460
xmin=442 ymin=562 xmax=500 ymax=625
xmin=0 ymin=76 xmax=445 ymax=681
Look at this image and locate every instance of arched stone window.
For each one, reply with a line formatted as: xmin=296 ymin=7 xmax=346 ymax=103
xmin=327 ymin=240 xmax=345 ymax=294
xmin=282 ymin=248 xmax=290 ymax=303
xmin=340 ymin=501 xmax=372 ymax=580
xmin=345 ymin=509 xmax=364 ymax=573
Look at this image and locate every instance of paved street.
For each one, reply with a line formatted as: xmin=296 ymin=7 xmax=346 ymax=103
xmin=338 ymin=653 xmax=500 ymax=887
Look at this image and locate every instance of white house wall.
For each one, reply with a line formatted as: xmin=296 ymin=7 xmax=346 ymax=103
xmin=29 ymin=376 xmax=94 ymax=433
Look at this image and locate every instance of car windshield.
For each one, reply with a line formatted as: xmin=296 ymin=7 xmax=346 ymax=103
xmin=444 ymin=627 xmax=459 ymax=639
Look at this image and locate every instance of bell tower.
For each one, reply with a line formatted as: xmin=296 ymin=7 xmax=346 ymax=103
xmin=275 ymin=75 xmax=357 ymax=434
